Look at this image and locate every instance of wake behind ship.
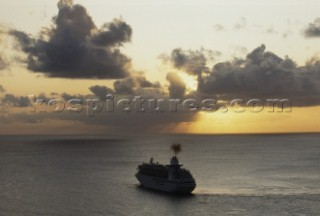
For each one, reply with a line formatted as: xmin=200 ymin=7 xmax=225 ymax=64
xmin=135 ymin=156 xmax=196 ymax=194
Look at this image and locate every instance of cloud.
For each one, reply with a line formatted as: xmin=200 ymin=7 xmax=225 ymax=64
xmin=212 ymin=18 xmax=247 ymax=32
xmin=165 ymin=48 xmax=219 ymax=76
xmin=304 ymin=18 xmax=320 ymax=38
xmin=58 ymin=0 xmax=73 ymax=8
xmin=114 ymin=74 xmax=161 ymax=95
xmin=213 ymin=24 xmax=226 ymax=32
xmin=2 ymin=94 xmax=30 ymax=107
xmin=91 ymin=20 xmax=132 ymax=47
xmin=265 ymin=27 xmax=277 ymax=34
xmin=199 ymin=45 xmax=320 ymax=98
xmin=168 ymin=45 xmax=320 ymax=106
xmin=1 ymin=93 xmax=58 ymax=108
xmin=89 ymin=85 xmax=114 ymax=99
xmin=60 ymin=92 xmax=87 ymax=101
xmin=9 ymin=0 xmax=132 ymax=79
xmin=166 ymin=72 xmax=186 ymax=98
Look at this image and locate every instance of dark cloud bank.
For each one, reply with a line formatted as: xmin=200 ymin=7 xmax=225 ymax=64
xmin=167 ymin=45 xmax=320 ymax=106
xmin=10 ymin=0 xmax=132 ymax=79
xmin=2 ymin=94 xmax=30 ymax=107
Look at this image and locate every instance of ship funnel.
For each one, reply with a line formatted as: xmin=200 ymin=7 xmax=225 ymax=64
xmin=171 ymin=143 xmax=182 ymax=155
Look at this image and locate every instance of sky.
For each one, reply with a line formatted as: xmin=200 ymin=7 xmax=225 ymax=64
xmin=0 ymin=0 xmax=320 ymax=135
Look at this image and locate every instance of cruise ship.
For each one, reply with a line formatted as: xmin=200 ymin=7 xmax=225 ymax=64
xmin=135 ymin=156 xmax=196 ymax=194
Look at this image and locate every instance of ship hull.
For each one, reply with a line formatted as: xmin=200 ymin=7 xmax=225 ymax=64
xmin=135 ymin=173 xmax=196 ymax=194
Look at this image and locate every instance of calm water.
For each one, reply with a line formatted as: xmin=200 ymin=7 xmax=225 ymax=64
xmin=0 ymin=134 xmax=319 ymax=216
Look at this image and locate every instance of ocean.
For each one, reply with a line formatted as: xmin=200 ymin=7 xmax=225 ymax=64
xmin=0 ymin=134 xmax=319 ymax=216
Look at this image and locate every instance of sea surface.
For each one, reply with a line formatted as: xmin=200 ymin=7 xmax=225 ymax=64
xmin=0 ymin=134 xmax=319 ymax=216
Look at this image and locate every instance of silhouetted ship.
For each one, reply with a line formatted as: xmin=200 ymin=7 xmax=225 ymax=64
xmin=135 ymin=156 xmax=196 ymax=193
